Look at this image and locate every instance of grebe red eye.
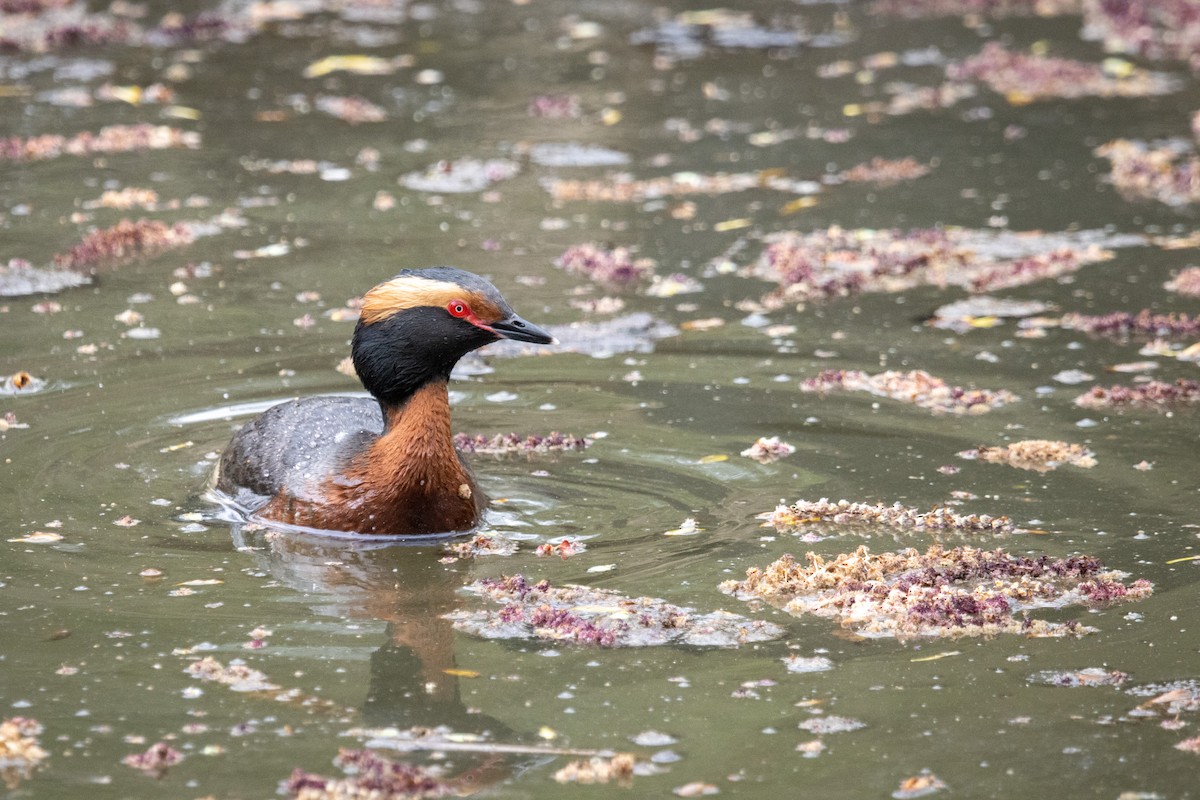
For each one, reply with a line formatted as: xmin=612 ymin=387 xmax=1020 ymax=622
xmin=447 ymin=300 xmax=469 ymax=318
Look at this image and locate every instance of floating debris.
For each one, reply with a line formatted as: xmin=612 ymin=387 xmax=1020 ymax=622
xmin=798 ymin=716 xmax=865 ymax=735
xmin=8 ymin=532 xmax=61 ymax=543
xmin=1082 ymin=0 xmax=1200 ymax=67
xmin=754 ymin=226 xmax=1131 ymax=306
xmin=947 ymin=43 xmax=1179 ymax=103
xmin=1139 ymin=339 xmax=1200 ymax=362
xmin=630 ymin=9 xmax=809 ymax=60
xmin=452 ymin=432 xmax=590 ymax=455
xmin=1095 ymin=138 xmax=1200 ymax=207
xmin=648 ymin=273 xmax=705 ymax=298
xmin=721 ymin=544 xmax=1153 ymax=639
xmin=0 ymin=123 xmax=199 ymax=162
xmin=442 ymin=534 xmax=518 ymax=559
xmin=527 ymin=143 xmax=630 ymax=167
xmin=314 ymin=94 xmax=387 ymax=123
xmin=1128 ymin=680 xmax=1200 ymax=716
xmin=1060 ymin=310 xmax=1200 ymax=339
xmin=184 ymin=656 xmax=279 ymax=692
xmin=0 ymin=717 xmax=47 ymax=788
xmin=1165 ymin=267 xmax=1200 ymax=296
xmin=0 ymin=2 xmax=140 ymax=52
xmin=929 ymin=295 xmax=1052 ymax=332
xmin=1027 ymin=667 xmax=1130 ymax=687
xmin=302 ymin=54 xmax=407 ymax=78
xmin=873 ymin=0 xmax=1079 ymax=17
xmin=800 ymin=369 xmax=1018 ymax=415
xmin=52 ymin=218 xmax=194 ymax=274
xmin=957 ymin=440 xmax=1097 ymax=472
xmin=285 ymin=749 xmax=457 ymax=800
xmin=740 ymin=436 xmax=796 ymax=463
xmin=664 ymin=518 xmax=702 ymax=536
xmin=782 ymin=654 xmax=834 ymax=673
xmin=553 ymin=753 xmax=636 ymax=785
xmin=1075 ymin=379 xmax=1200 ymax=411
xmin=400 ymin=158 xmax=520 ymax=193
xmin=570 ymin=296 xmax=626 ymax=315
xmin=447 ymin=574 xmax=785 ymax=648
xmin=528 ymin=94 xmax=582 ymax=119
xmin=545 ymin=169 xmax=818 ymax=203
xmin=122 ymin=742 xmax=183 ymax=777
xmin=1176 ymin=736 xmax=1200 ymax=754
xmin=893 ymin=771 xmax=949 ymax=799
xmin=837 ymin=157 xmax=931 ymax=185
xmin=758 ymin=497 xmax=1016 ymax=534
xmin=555 ymin=243 xmax=655 ymax=288
xmin=536 ymin=539 xmax=587 ymax=558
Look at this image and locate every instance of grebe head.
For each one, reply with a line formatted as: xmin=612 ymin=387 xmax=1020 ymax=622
xmin=351 ymin=267 xmax=554 ymax=406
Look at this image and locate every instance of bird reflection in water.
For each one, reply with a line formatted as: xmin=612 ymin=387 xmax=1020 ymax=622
xmin=231 ymin=521 xmax=523 ymax=793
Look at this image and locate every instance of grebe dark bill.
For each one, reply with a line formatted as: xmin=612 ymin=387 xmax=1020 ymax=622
xmin=215 ymin=267 xmax=555 ymax=535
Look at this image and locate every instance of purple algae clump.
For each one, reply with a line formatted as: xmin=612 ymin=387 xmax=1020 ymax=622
xmin=800 ymin=369 xmax=1018 ymax=415
xmin=449 ymin=574 xmax=784 ymax=648
xmin=285 ymin=748 xmax=455 ymax=799
xmin=721 ymin=544 xmax=1152 ymax=640
xmin=1060 ymin=310 xmax=1200 ymax=338
xmin=1094 ymin=138 xmax=1200 ymax=207
xmin=753 ymin=226 xmax=1126 ymax=307
xmin=1074 ymin=379 xmax=1200 ymax=411
xmin=871 ymin=0 xmax=1080 ymax=18
xmin=759 ymin=497 xmax=1016 ymax=533
xmin=947 ymin=41 xmax=1179 ymax=102
xmin=1082 ymin=0 xmax=1200 ymax=67
xmin=555 ymin=243 xmax=656 ymax=288
xmin=122 ymin=742 xmax=184 ymax=776
xmin=52 ymin=218 xmax=195 ymax=274
xmin=0 ymin=124 xmax=199 ymax=162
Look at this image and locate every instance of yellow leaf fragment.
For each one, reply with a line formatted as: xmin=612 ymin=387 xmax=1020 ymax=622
xmin=714 ymin=218 xmax=751 ymax=232
xmin=1166 ymin=555 xmax=1200 ymax=565
xmin=697 ymin=454 xmax=728 ymax=464
xmin=303 ymin=55 xmax=399 ymax=78
xmin=779 ymin=196 xmax=819 ymax=215
xmin=966 ymin=315 xmax=1002 ymax=328
xmin=160 ymin=441 xmax=194 ymax=452
xmin=910 ymin=650 xmax=961 ymax=663
xmin=163 ymin=105 xmax=201 ymax=120
xmin=1102 ymin=57 xmax=1135 ymax=78
xmin=442 ymin=668 xmax=480 ymax=678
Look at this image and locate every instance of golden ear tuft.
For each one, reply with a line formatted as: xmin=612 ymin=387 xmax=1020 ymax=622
xmin=359 ymin=276 xmax=463 ymax=324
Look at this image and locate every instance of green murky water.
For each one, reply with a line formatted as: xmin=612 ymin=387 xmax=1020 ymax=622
xmin=3 ymin=1 xmax=1200 ymax=797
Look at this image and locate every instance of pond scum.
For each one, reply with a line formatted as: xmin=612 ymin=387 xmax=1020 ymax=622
xmin=445 ymin=575 xmax=784 ymax=647
xmin=957 ymin=440 xmax=1097 ymax=472
xmin=1074 ymin=378 xmax=1200 ymax=411
xmin=285 ymin=749 xmax=458 ymax=800
xmin=721 ymin=544 xmax=1153 ymax=639
xmin=758 ymin=497 xmax=1017 ymax=533
xmin=752 ymin=226 xmax=1130 ymax=306
xmin=800 ymin=368 xmax=1018 ymax=414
